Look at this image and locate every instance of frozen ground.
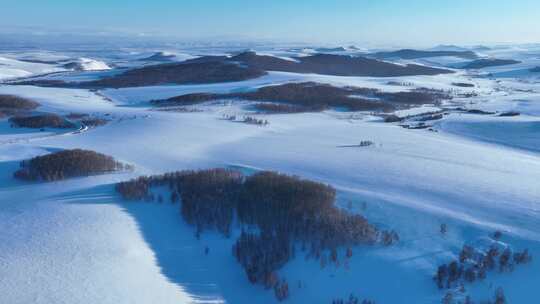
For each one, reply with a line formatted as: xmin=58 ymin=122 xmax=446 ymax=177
xmin=0 ymin=44 xmax=539 ymax=304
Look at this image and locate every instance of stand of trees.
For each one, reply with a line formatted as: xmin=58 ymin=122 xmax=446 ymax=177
xmin=14 ymin=149 xmax=129 ymax=181
xmin=441 ymin=287 xmax=507 ymax=304
xmin=254 ymin=103 xmax=310 ymax=114
xmin=462 ymin=59 xmax=520 ymax=69
xmin=152 ymin=82 xmax=452 ymax=113
xmin=83 ymin=61 xmax=267 ymax=88
xmin=0 ymin=95 xmax=40 ymax=110
xmin=116 ymin=169 xmax=397 ymax=301
xmin=434 ymin=242 xmax=532 ymax=290
xmin=9 ymin=113 xmax=76 ymax=129
xmin=0 ymin=95 xmax=40 ymax=117
xmin=331 ymin=294 xmax=375 ymax=304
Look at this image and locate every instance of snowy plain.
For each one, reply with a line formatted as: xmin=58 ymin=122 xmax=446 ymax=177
xmin=0 ymin=44 xmax=539 ymax=304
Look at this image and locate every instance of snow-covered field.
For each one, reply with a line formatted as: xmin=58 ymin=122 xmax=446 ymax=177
xmin=0 ymin=44 xmax=539 ymax=304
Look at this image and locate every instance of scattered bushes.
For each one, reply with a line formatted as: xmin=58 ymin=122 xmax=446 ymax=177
xmin=387 ymin=81 xmax=414 ymax=87
xmin=116 ymin=169 xmax=396 ymax=301
xmin=443 ymin=287 xmax=507 ymax=304
xmin=242 ymin=116 xmax=268 ymax=126
xmin=64 ymin=113 xmax=108 ymax=128
xmin=332 ymin=294 xmax=375 ymax=304
xmin=14 ymin=149 xmax=129 ymax=181
xmin=9 ymin=113 xmax=76 ymax=129
xmin=434 ymin=241 xmax=532 ymax=290
xmin=222 ymin=114 xmax=268 ymax=126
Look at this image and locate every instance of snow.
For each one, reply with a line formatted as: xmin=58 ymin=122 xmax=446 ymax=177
xmin=394 ymin=105 xmax=442 ymax=117
xmin=437 ymin=114 xmax=540 ymax=153
xmin=0 ymin=56 xmax=63 ymax=80
xmin=255 ymin=51 xmax=300 ymax=62
xmin=101 ymin=70 xmax=493 ymax=106
xmin=0 ymin=45 xmax=539 ymax=304
xmin=65 ymin=58 xmax=112 ymax=71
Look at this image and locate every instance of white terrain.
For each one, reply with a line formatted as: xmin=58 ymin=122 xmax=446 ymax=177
xmin=0 ymin=43 xmax=539 ymax=304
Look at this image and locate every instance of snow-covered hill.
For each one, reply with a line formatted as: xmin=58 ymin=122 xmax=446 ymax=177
xmin=0 ymin=44 xmax=539 ymax=304
xmin=63 ymin=58 xmax=111 ymax=71
xmin=0 ymin=56 xmax=63 ymax=80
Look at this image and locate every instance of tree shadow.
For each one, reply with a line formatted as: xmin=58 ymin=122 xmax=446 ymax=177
xmin=54 ymin=183 xmax=273 ymax=304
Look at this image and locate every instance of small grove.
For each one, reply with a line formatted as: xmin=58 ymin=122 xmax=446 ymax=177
xmin=0 ymin=94 xmax=40 ymax=117
xmin=14 ymin=149 xmax=129 ymax=181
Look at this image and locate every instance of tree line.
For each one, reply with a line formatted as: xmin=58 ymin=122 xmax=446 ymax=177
xmin=152 ymin=82 xmax=452 ymax=113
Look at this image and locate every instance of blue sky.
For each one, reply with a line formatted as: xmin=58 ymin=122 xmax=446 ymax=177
xmin=2 ymin=0 xmax=539 ymax=46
